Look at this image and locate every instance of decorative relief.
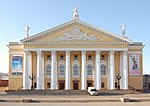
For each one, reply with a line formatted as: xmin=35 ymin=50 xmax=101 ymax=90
xmin=48 ymin=27 xmax=102 ymax=41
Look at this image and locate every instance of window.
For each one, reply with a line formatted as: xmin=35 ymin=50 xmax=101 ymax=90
xmin=60 ymin=55 xmax=64 ymax=60
xmin=59 ymin=64 xmax=65 ymax=76
xmin=47 ymin=55 xmax=51 ymax=60
xmin=74 ymin=55 xmax=78 ymax=60
xmin=46 ymin=64 xmax=51 ymax=75
xmin=88 ymin=55 xmax=92 ymax=60
xmin=101 ymin=55 xmax=105 ymax=60
xmin=101 ymin=82 xmax=105 ymax=88
xmin=73 ymin=64 xmax=79 ymax=76
xmin=101 ymin=64 xmax=106 ymax=75
xmin=87 ymin=64 xmax=93 ymax=75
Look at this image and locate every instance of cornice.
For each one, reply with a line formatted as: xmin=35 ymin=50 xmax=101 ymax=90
xmin=23 ymin=41 xmax=129 ymax=45
xmin=128 ymin=45 xmax=144 ymax=49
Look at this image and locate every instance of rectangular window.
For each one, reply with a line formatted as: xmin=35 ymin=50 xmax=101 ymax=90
xmin=60 ymin=55 xmax=64 ymax=60
xmin=47 ymin=55 xmax=51 ymax=60
xmin=74 ymin=55 xmax=78 ymax=60
xmin=101 ymin=82 xmax=105 ymax=88
xmin=88 ymin=55 xmax=92 ymax=60
xmin=101 ymin=55 xmax=105 ymax=60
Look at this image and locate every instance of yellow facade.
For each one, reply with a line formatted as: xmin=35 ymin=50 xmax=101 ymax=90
xmin=8 ymin=19 xmax=144 ymax=91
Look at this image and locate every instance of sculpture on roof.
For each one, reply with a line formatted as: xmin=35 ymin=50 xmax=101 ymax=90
xmin=73 ymin=8 xmax=79 ymax=19
xmin=24 ymin=25 xmax=30 ymax=38
xmin=120 ymin=24 xmax=126 ymax=36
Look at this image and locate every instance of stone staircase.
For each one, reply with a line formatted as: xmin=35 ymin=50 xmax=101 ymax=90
xmin=7 ymin=89 xmax=142 ymax=95
xmin=7 ymin=90 xmax=88 ymax=95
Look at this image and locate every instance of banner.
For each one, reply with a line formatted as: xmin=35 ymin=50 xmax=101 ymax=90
xmin=129 ymin=54 xmax=140 ymax=76
xmin=12 ymin=56 xmax=23 ymax=75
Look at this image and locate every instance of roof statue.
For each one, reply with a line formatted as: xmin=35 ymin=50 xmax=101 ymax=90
xmin=24 ymin=25 xmax=30 ymax=38
xmin=120 ymin=24 xmax=126 ymax=37
xmin=73 ymin=8 xmax=79 ymax=19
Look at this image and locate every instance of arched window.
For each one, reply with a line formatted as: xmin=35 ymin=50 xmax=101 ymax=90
xmin=46 ymin=64 xmax=51 ymax=75
xmin=59 ymin=64 xmax=65 ymax=76
xmin=101 ymin=64 xmax=106 ymax=75
xmin=87 ymin=64 xmax=93 ymax=75
xmin=73 ymin=64 xmax=79 ymax=76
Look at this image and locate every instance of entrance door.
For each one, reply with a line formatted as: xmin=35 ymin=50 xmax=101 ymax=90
xmin=87 ymin=80 xmax=93 ymax=89
xmin=59 ymin=82 xmax=65 ymax=90
xmin=73 ymin=82 xmax=79 ymax=90
xmin=87 ymin=82 xmax=93 ymax=87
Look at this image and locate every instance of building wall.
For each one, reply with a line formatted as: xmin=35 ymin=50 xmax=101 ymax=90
xmin=8 ymin=24 xmax=144 ymax=90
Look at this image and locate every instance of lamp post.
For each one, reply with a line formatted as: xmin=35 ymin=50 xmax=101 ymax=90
xmin=116 ymin=73 xmax=121 ymax=90
xmin=29 ymin=73 xmax=35 ymax=90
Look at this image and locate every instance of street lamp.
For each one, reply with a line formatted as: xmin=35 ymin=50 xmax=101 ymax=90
xmin=29 ymin=73 xmax=35 ymax=90
xmin=116 ymin=73 xmax=121 ymax=90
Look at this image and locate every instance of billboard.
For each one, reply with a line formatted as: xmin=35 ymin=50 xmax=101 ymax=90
xmin=129 ymin=54 xmax=140 ymax=76
xmin=12 ymin=56 xmax=23 ymax=75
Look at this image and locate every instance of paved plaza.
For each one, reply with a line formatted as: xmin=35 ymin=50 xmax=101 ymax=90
xmin=0 ymin=102 xmax=150 ymax=106
xmin=0 ymin=93 xmax=150 ymax=105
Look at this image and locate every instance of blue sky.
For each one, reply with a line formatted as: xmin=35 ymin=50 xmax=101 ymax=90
xmin=0 ymin=0 xmax=149 ymax=74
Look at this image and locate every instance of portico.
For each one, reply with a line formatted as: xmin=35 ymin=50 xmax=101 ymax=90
xmin=23 ymin=49 xmax=128 ymax=90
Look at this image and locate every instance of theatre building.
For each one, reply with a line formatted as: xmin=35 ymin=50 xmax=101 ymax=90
xmin=8 ymin=9 xmax=144 ymax=91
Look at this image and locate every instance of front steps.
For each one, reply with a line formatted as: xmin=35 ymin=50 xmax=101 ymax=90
xmin=7 ymin=89 xmax=142 ymax=95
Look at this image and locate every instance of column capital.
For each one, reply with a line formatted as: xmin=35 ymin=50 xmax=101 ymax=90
xmin=110 ymin=50 xmax=115 ymax=54
xmin=123 ymin=50 xmax=128 ymax=54
xmin=36 ymin=50 xmax=41 ymax=53
xmin=81 ymin=50 xmax=86 ymax=54
xmin=51 ymin=50 xmax=56 ymax=55
xmin=95 ymin=50 xmax=101 ymax=54
xmin=28 ymin=52 xmax=32 ymax=56
xmin=24 ymin=50 xmax=28 ymax=54
xmin=65 ymin=50 xmax=70 ymax=55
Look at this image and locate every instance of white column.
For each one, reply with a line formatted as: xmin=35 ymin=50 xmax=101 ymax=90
xmin=65 ymin=50 xmax=70 ymax=90
xmin=120 ymin=52 xmax=123 ymax=89
xmin=28 ymin=52 xmax=32 ymax=89
xmin=23 ymin=50 xmax=29 ymax=90
xmin=109 ymin=51 xmax=115 ymax=90
xmin=123 ymin=51 xmax=128 ymax=89
xmin=51 ymin=51 xmax=57 ymax=90
xmin=81 ymin=50 xmax=87 ymax=90
xmin=36 ymin=50 xmax=44 ymax=90
xmin=95 ymin=50 xmax=101 ymax=90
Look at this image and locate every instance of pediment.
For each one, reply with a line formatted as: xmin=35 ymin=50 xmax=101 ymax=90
xmin=21 ymin=19 xmax=131 ymax=43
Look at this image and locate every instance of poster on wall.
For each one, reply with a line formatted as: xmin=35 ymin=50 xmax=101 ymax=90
xmin=129 ymin=54 xmax=140 ymax=76
xmin=12 ymin=56 xmax=23 ymax=75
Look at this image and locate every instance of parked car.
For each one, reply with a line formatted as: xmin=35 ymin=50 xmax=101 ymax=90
xmin=88 ymin=87 xmax=98 ymax=96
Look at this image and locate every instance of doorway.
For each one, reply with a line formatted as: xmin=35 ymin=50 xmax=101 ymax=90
xmin=58 ymin=80 xmax=65 ymax=90
xmin=73 ymin=80 xmax=79 ymax=90
xmin=87 ymin=80 xmax=93 ymax=89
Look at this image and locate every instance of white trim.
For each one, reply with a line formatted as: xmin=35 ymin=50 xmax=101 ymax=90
xmin=23 ymin=42 xmax=129 ymax=45
xmin=24 ymin=48 xmax=128 ymax=51
xmin=129 ymin=46 xmax=144 ymax=49
xmin=128 ymin=52 xmax=142 ymax=54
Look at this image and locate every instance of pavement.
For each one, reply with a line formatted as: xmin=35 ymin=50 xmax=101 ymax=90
xmin=0 ymin=92 xmax=150 ymax=103
xmin=1 ymin=102 xmax=150 ymax=106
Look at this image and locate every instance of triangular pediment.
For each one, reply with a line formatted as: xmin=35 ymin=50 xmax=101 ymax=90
xmin=21 ymin=19 xmax=131 ymax=43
